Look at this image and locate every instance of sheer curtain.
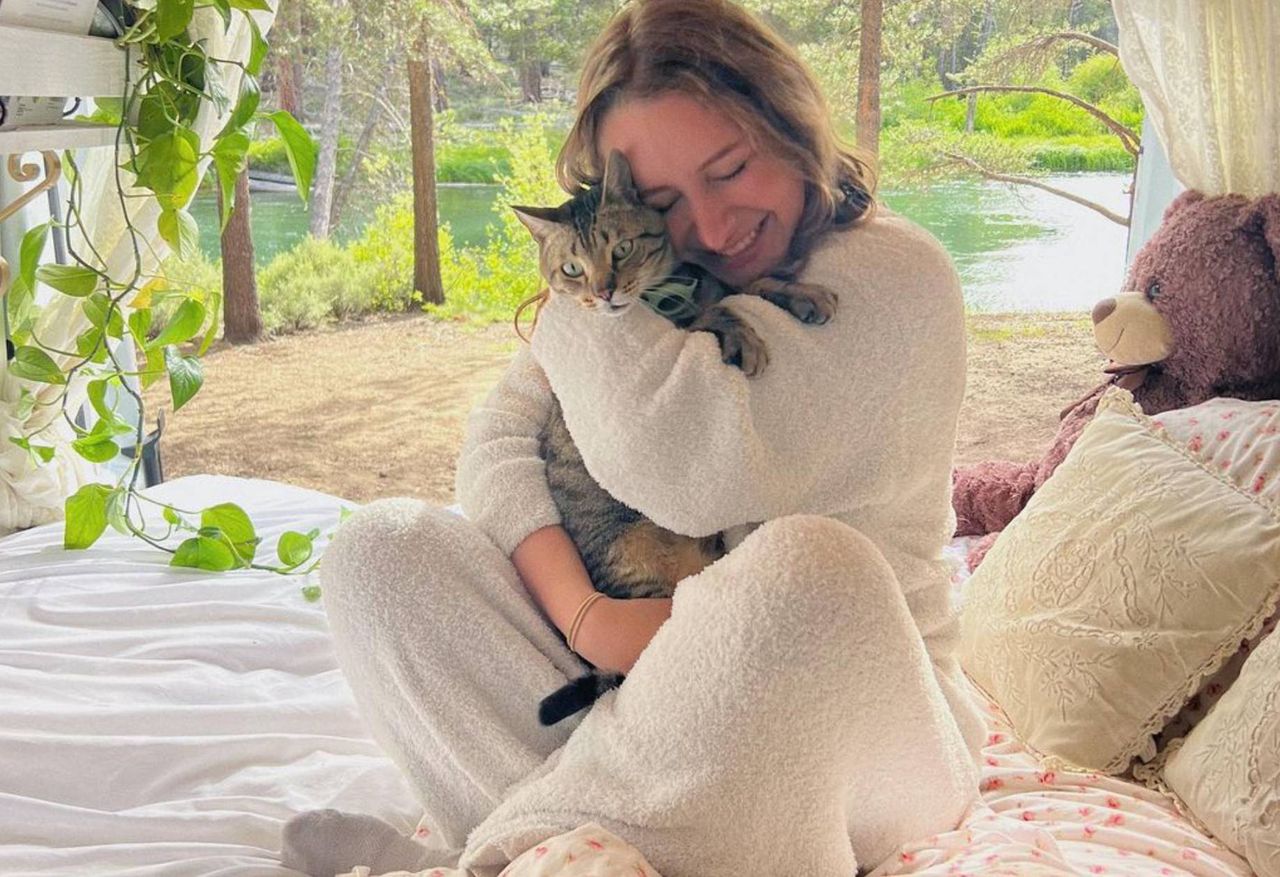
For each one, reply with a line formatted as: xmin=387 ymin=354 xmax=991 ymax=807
xmin=0 ymin=7 xmax=273 ymax=534
xmin=1113 ymin=0 xmax=1280 ymax=198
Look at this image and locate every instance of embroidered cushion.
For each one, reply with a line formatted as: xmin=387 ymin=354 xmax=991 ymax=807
xmin=959 ymin=388 xmax=1280 ymax=774
xmin=1161 ymin=628 xmax=1280 ymax=876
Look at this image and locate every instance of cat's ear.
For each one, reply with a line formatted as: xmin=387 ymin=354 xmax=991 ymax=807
xmin=600 ymin=149 xmax=638 ymax=206
xmin=511 ymin=205 xmax=566 ymax=242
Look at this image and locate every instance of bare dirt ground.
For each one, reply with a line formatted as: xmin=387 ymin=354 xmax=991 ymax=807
xmin=144 ymin=312 xmax=1106 ymax=505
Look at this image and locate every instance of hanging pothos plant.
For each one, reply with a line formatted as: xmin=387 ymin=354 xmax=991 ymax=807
xmin=5 ymin=0 xmax=325 ymax=586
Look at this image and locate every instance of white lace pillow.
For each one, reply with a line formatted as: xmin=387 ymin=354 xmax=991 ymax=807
xmin=1149 ymin=398 xmax=1280 ymax=746
xmin=959 ymin=388 xmax=1280 ymax=774
xmin=1161 ymin=627 xmax=1280 ymax=876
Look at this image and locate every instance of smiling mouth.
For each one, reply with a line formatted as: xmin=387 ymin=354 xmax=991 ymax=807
xmin=721 ymin=217 xmax=764 ymax=259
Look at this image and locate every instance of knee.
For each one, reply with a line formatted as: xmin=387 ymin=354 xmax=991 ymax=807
xmin=319 ymin=498 xmax=473 ymax=620
xmin=733 ymin=515 xmax=901 ymax=622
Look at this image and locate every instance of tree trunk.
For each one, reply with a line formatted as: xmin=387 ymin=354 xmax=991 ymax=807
xmin=409 ymin=32 xmax=445 ymax=306
xmin=856 ymin=0 xmax=882 ymax=157
xmin=279 ymin=0 xmax=305 ymax=124
xmin=331 ymin=56 xmax=394 ymax=229
xmin=965 ymin=93 xmax=977 ymax=132
xmin=432 ymin=57 xmax=449 ymax=112
xmin=519 ymin=58 xmax=543 ymax=103
xmin=219 ymin=169 xmax=263 ymax=345
xmin=309 ymin=42 xmax=343 ymax=238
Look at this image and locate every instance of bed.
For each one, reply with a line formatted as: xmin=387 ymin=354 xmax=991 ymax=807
xmin=0 ymin=474 xmax=1253 ymax=877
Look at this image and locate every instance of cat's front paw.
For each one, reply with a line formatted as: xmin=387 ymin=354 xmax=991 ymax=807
xmin=718 ymin=322 xmax=769 ymax=376
xmin=779 ymin=282 xmax=839 ymax=324
xmin=692 ymin=305 xmax=770 ymax=376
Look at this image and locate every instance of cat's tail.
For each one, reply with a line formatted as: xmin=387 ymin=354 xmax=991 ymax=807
xmin=538 ymin=671 xmax=626 ymax=726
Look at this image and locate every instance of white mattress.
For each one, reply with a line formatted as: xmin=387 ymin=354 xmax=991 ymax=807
xmin=0 ymin=476 xmax=1252 ymax=877
xmin=0 ymin=476 xmax=422 ymax=876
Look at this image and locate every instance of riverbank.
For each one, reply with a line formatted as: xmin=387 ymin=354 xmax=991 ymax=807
xmin=142 ymin=311 xmax=1104 ymax=505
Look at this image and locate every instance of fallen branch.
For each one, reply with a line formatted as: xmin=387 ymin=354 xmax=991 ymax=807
xmin=1023 ymin=31 xmax=1118 ymax=57
xmin=941 ymin=151 xmax=1130 ymax=226
xmin=926 ymin=85 xmax=1140 ymax=155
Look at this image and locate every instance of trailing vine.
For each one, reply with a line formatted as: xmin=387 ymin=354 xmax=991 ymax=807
xmin=5 ymin=0 xmax=324 ymax=585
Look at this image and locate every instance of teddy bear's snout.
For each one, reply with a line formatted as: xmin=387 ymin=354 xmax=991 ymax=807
xmin=1092 ymin=298 xmax=1116 ymax=325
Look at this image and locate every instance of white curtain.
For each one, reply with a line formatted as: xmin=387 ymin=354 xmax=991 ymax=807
xmin=0 ymin=7 xmax=274 ymax=535
xmin=1113 ymin=0 xmax=1280 ymax=198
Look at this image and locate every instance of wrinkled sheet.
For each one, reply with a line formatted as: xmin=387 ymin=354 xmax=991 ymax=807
xmin=0 ymin=476 xmax=423 ymax=876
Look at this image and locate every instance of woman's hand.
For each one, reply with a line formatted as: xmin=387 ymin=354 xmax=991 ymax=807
xmin=574 ymin=596 xmax=673 ymax=674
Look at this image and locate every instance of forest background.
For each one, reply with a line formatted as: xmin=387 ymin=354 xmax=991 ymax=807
xmin=138 ymin=0 xmax=1144 ymax=503
xmin=170 ymin=0 xmax=1144 ymax=337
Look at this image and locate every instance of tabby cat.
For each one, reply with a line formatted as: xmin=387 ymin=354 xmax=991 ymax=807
xmin=513 ymin=150 xmax=837 ymax=725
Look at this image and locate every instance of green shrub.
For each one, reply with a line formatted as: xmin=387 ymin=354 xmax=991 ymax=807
xmin=257 ymin=237 xmax=372 ymax=334
xmin=348 ymin=193 xmax=417 ymax=311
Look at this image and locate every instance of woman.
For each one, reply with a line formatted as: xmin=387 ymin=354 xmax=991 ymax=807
xmin=283 ymin=1 xmax=984 ymax=874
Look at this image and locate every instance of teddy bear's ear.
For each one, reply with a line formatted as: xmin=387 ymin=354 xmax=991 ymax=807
xmin=1256 ymin=194 xmax=1280 ymax=283
xmin=1161 ymin=189 xmax=1206 ymax=222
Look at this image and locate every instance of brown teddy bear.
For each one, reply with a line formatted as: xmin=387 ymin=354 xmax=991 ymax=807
xmin=953 ymin=190 xmax=1280 ymax=569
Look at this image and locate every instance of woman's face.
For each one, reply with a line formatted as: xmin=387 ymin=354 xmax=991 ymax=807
xmin=598 ymin=91 xmax=806 ymax=287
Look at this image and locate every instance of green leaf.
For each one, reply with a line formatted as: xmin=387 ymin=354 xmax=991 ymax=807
xmin=82 ymin=293 xmax=124 ymax=338
xmin=17 ymin=221 xmax=50 ymax=294
xmin=71 ymin=432 xmax=119 ymax=463
xmin=197 ymin=290 xmax=222 ymax=356
xmin=8 ymin=435 xmax=55 ymax=465
xmin=164 ymin=346 xmax=205 ymax=410
xmin=136 ymin=91 xmax=173 ymax=143
xmin=163 ymin=506 xmax=182 ymax=526
xmin=151 ymin=298 xmax=206 ymax=348
xmin=267 ymin=111 xmax=317 ymax=206
xmin=136 ymin=128 xmax=201 ymax=210
xmin=227 ymin=0 xmax=271 ymax=9
xmin=171 ymin=535 xmax=237 ymax=571
xmin=87 ymin=378 xmax=115 ymax=421
xmin=208 ymin=0 xmax=232 ymax=29
xmin=65 ymin=483 xmax=113 ymax=549
xmin=128 ymin=308 xmax=153 ymax=350
xmin=155 ymin=0 xmax=195 ymax=41
xmin=8 ymin=346 xmax=65 ymax=384
xmin=105 ymin=488 xmax=130 ymax=535
xmin=157 ymin=208 xmax=200 ymax=260
xmin=201 ymin=502 xmax=258 ymax=563
xmin=15 ymin=388 xmax=36 ymax=420
xmin=140 ymin=343 xmax=167 ymax=389
xmin=245 ymin=13 xmax=268 ymax=75
xmin=74 ymin=326 xmax=108 ymax=363
xmin=301 ymin=584 xmax=322 ymax=602
xmin=277 ymin=531 xmax=313 ymax=568
xmin=37 ymin=264 xmax=99 ymax=297
xmin=212 ymin=132 xmax=250 ymax=230
xmin=221 ymin=76 xmax=260 ymax=137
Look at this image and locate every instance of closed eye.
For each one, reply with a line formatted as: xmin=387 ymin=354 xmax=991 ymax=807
xmin=714 ymin=161 xmax=747 ymax=182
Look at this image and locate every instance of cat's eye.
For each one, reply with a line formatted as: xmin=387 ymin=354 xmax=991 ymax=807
xmin=612 ymin=240 xmax=634 ymax=260
xmin=561 ymin=261 xmax=584 ymax=278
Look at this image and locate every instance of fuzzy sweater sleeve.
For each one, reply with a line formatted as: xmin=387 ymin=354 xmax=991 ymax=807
xmin=529 ymin=210 xmax=967 ymax=541
xmin=453 ymin=346 xmax=562 ymax=556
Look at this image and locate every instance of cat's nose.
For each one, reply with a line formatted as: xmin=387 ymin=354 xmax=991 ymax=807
xmin=593 ymin=285 xmax=614 ymax=302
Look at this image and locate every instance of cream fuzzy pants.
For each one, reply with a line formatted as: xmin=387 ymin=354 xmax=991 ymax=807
xmin=319 ymin=499 xmax=980 ymax=877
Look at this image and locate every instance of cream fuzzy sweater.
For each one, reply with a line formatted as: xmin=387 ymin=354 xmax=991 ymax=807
xmin=455 ymin=209 xmax=984 ymax=759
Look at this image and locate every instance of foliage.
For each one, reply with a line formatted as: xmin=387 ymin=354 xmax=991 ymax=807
xmin=257 ymin=237 xmax=374 ymax=333
xmin=5 ymin=0 xmax=318 ymax=574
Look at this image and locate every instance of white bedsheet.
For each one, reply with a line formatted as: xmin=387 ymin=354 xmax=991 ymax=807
xmin=0 ymin=476 xmax=422 ymax=876
xmin=0 ymin=475 xmax=1252 ymax=877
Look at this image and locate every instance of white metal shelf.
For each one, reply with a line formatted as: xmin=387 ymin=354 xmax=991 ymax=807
xmin=0 ymin=22 xmax=128 ymax=98
xmin=0 ymin=123 xmax=119 ymax=154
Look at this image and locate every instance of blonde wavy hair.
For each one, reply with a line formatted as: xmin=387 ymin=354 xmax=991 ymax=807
xmin=557 ymin=0 xmax=877 ymax=267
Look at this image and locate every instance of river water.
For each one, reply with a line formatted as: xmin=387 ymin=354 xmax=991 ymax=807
xmin=191 ymin=172 xmax=1133 ymax=314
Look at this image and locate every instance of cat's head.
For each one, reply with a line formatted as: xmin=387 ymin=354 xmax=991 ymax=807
xmin=512 ymin=150 xmax=678 ymax=316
